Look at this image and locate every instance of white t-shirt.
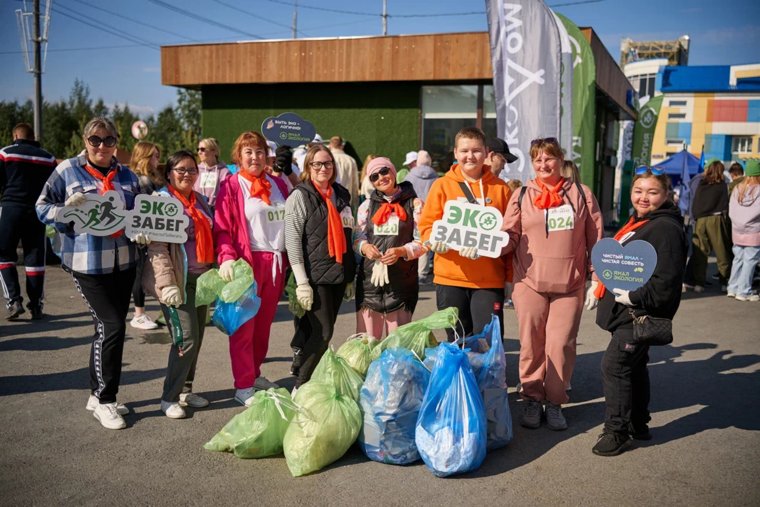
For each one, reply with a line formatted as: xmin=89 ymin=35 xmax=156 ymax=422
xmin=239 ymin=173 xmax=287 ymax=252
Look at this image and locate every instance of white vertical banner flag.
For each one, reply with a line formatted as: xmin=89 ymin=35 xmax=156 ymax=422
xmin=485 ymin=0 xmax=563 ymax=182
xmin=551 ymin=10 xmax=574 ymax=155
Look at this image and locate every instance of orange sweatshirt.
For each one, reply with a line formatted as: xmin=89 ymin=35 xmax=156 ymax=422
xmin=418 ymin=164 xmax=512 ymax=289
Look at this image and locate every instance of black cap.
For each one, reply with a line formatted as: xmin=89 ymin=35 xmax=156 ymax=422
xmin=486 ymin=137 xmax=518 ymax=163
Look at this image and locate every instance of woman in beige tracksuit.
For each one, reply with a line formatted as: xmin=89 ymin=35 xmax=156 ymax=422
xmin=502 ymin=138 xmax=602 ymax=431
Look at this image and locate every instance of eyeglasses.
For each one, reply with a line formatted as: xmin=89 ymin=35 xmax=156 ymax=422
xmin=635 ymin=166 xmax=664 ymax=176
xmin=197 ymin=147 xmax=207 ymax=153
xmin=309 ymin=161 xmax=334 ymax=170
xmin=530 ymin=137 xmax=559 ymax=147
xmin=173 ymin=167 xmax=199 ymax=176
xmin=369 ymin=167 xmax=392 ymax=183
xmin=87 ymin=135 xmax=118 ymax=148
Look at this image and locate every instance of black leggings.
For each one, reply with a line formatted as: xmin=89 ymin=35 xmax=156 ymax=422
xmin=131 ymin=248 xmax=146 ymax=308
xmin=435 ymin=284 xmax=504 ymax=341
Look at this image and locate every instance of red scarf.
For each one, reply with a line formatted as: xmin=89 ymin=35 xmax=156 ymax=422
xmin=594 ymin=216 xmax=650 ymax=299
xmin=313 ymin=181 xmax=346 ymax=264
xmin=533 ymin=177 xmax=566 ymax=209
xmin=84 ymin=162 xmax=122 ymax=238
xmin=238 ymin=170 xmax=271 ymax=205
xmin=372 ymin=202 xmax=407 ymax=226
xmin=167 ymin=185 xmax=214 ymax=264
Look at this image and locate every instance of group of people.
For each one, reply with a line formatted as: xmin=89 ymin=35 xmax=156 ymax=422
xmin=4 ymin=116 xmax=756 ymax=459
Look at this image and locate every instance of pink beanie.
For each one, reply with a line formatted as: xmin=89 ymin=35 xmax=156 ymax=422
xmin=366 ymin=157 xmax=396 ymax=179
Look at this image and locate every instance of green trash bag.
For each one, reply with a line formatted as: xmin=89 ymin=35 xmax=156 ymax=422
xmin=311 ymin=349 xmax=364 ymax=402
xmin=283 ymin=382 xmax=362 ymax=477
xmin=203 ymin=388 xmax=296 ymax=459
xmin=285 ymin=272 xmax=305 ymax=318
xmin=336 ymin=334 xmax=379 ymax=378
xmin=371 ymin=307 xmax=458 ymax=361
xmin=195 ymin=259 xmax=255 ymax=307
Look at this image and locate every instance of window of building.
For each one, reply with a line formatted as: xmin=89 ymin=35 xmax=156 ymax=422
xmin=732 ymin=136 xmax=753 ymax=153
xmin=668 ymin=112 xmax=686 ymax=119
xmin=669 ymin=100 xmax=687 ymax=107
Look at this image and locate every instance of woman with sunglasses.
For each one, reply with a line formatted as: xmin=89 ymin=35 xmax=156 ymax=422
xmin=36 ymin=117 xmax=141 ymax=430
xmin=353 ymin=157 xmax=425 ymax=338
xmin=194 ymin=137 xmax=230 ymax=215
xmin=285 ymin=144 xmax=356 ymax=389
xmin=501 ymin=137 xmax=602 ymax=431
xmin=590 ymin=168 xmax=686 ymax=456
xmin=214 ymin=131 xmax=290 ymax=406
xmin=142 ymin=151 xmax=214 ymax=418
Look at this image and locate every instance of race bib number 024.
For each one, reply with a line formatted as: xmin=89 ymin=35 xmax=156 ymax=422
xmin=430 ymin=201 xmax=509 ymax=258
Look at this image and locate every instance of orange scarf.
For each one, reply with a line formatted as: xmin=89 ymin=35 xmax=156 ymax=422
xmin=372 ymin=202 xmax=407 ymax=226
xmin=533 ymin=177 xmax=565 ymax=209
xmin=84 ymin=162 xmax=122 ymax=238
xmin=238 ymin=170 xmax=271 ymax=205
xmin=313 ymin=181 xmax=346 ymax=264
xmin=167 ymin=185 xmax=214 ymax=264
xmin=594 ymin=216 xmax=650 ymax=299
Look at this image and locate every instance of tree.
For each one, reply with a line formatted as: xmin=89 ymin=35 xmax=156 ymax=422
xmin=176 ymin=88 xmax=201 ymax=148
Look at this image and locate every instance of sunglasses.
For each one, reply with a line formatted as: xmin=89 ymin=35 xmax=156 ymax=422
xmin=635 ymin=166 xmax=664 ymax=176
xmin=87 ymin=135 xmax=118 ymax=148
xmin=197 ymin=147 xmax=207 ymax=153
xmin=309 ymin=161 xmax=334 ymax=170
xmin=530 ymin=137 xmax=559 ymax=147
xmin=369 ymin=167 xmax=392 ymax=183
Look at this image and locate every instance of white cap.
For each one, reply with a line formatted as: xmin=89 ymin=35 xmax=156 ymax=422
xmin=403 ymin=151 xmax=418 ymax=167
xmin=266 ymin=140 xmax=277 ymax=158
xmin=313 ymin=133 xmax=323 ymax=144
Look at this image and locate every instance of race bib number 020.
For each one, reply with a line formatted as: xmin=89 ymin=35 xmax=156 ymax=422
xmin=374 ymin=215 xmax=399 ymax=236
xmin=430 ymin=201 xmax=509 ymax=258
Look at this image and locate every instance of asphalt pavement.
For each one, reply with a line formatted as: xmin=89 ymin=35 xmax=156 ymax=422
xmin=1 ymin=263 xmax=759 ymax=506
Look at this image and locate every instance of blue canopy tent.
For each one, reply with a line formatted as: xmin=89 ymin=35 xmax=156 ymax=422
xmin=654 ymin=149 xmax=702 ymax=215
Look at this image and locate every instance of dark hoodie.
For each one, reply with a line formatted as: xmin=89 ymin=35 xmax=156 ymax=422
xmin=596 ymin=201 xmax=687 ymax=332
xmin=403 ymin=164 xmax=438 ymax=203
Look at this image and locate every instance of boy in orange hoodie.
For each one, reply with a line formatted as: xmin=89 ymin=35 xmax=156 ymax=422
xmin=418 ymin=127 xmax=513 ymax=340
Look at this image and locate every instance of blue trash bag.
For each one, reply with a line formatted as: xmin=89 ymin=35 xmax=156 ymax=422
xmin=212 ymin=282 xmax=261 ymax=335
xmin=358 ymin=348 xmax=431 ymax=465
xmin=456 ymin=315 xmax=513 ymax=450
xmin=415 ymin=342 xmax=487 ymax=477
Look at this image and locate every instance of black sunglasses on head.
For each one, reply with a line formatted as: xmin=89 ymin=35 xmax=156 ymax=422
xmin=369 ymin=167 xmax=392 ymax=183
xmin=87 ymin=135 xmax=118 ymax=148
xmin=530 ymin=137 xmax=559 ymax=147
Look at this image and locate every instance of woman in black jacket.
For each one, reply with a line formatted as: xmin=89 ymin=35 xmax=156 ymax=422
xmin=589 ymin=167 xmax=687 ymax=456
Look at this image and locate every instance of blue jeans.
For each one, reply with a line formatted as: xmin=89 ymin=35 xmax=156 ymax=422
xmin=727 ymin=245 xmax=760 ymax=296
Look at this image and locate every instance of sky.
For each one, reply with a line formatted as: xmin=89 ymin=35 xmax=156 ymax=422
xmin=1 ymin=0 xmax=759 ymax=118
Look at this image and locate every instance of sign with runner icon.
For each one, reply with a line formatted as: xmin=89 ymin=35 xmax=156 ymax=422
xmin=60 ymin=191 xmax=129 ymax=237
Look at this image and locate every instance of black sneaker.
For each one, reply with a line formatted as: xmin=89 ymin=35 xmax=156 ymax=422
xmin=592 ymin=432 xmax=631 ymax=456
xmin=30 ymin=305 xmax=44 ymax=320
xmin=6 ymin=300 xmax=25 ymax=320
xmin=630 ymin=423 xmax=652 ymax=441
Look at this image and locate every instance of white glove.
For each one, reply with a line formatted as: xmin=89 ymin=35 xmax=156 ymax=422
xmin=161 ymin=285 xmax=182 ymax=307
xmin=65 ymin=192 xmax=87 ymax=207
xmin=343 ymin=282 xmax=355 ymax=301
xmin=133 ymin=232 xmax=151 ymax=246
xmin=459 ymin=246 xmax=480 ymax=260
xmin=370 ymin=261 xmax=390 ymax=287
xmin=612 ymin=288 xmax=633 ymax=306
xmin=296 ymin=283 xmax=313 ymax=311
xmin=219 ymin=259 xmax=235 ymax=282
xmin=428 ymin=241 xmax=449 ymax=254
xmin=585 ymin=280 xmax=599 ymax=311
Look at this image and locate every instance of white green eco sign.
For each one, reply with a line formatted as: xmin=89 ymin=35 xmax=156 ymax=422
xmin=430 ymin=201 xmax=509 ymax=258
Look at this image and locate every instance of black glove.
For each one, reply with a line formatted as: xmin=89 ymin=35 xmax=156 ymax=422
xmin=275 ymin=146 xmax=293 ymax=175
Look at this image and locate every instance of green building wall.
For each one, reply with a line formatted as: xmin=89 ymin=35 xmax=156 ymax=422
xmin=202 ymin=82 xmax=421 ymax=170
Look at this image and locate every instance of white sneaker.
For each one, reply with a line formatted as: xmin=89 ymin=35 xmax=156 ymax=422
xmin=86 ymin=395 xmax=129 ymax=416
xmin=179 ymin=392 xmax=209 ymax=408
xmin=693 ymin=285 xmax=704 ymax=293
xmin=735 ymin=293 xmax=760 ymax=302
xmin=234 ymin=387 xmax=255 ymax=407
xmin=253 ymin=376 xmax=279 ymax=391
xmin=727 ymin=292 xmax=736 ymax=298
xmin=130 ymin=314 xmax=159 ymax=330
xmin=93 ymin=402 xmax=126 ymax=430
xmin=160 ymin=400 xmax=186 ymax=419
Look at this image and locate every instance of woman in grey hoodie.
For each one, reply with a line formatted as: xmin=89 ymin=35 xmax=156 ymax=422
xmin=727 ymin=160 xmax=760 ymax=301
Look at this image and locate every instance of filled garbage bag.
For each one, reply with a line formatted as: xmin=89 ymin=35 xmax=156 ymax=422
xmin=371 ymin=307 xmax=458 ymax=361
xmin=336 ymin=334 xmax=379 ymax=378
xmin=358 ymin=348 xmax=430 ymax=465
xmin=195 ymin=259 xmax=255 ymax=307
xmin=195 ymin=269 xmax=227 ymax=307
xmin=284 ymin=272 xmax=305 ymax=318
xmin=456 ymin=315 xmax=512 ymax=450
xmin=203 ymin=388 xmax=295 ymax=459
xmin=283 ymin=382 xmax=362 ymax=477
xmin=212 ymin=282 xmax=261 ymax=335
xmin=415 ymin=343 xmax=487 ymax=477
xmin=310 ymin=349 xmax=364 ymax=402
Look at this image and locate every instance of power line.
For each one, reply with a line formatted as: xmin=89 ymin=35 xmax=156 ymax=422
xmin=146 ymin=0 xmax=264 ymax=40
xmin=51 ymin=6 xmax=160 ymax=50
xmin=0 ymin=43 xmax=146 ymax=55
xmin=210 ymin=0 xmax=297 ymax=33
xmin=259 ymin=0 xmax=377 ymax=17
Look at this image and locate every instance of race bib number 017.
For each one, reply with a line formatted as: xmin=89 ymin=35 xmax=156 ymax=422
xmin=430 ymin=201 xmax=509 ymax=258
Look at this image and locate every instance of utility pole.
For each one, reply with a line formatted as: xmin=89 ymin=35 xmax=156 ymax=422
xmin=16 ymin=0 xmax=51 ymax=141
xmin=382 ymin=0 xmax=387 ymax=36
xmin=291 ymin=0 xmax=298 ymax=39
xmin=33 ymin=0 xmax=42 ymax=140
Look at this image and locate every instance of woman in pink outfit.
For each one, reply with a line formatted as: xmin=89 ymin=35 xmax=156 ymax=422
xmin=502 ymin=137 xmax=603 ymax=431
xmin=213 ymin=131 xmax=290 ymax=407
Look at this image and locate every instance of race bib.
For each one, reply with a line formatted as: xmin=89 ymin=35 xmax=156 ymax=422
xmin=374 ymin=215 xmax=399 ymax=236
xmin=265 ymin=203 xmax=285 ymax=224
xmin=199 ymin=171 xmax=218 ymax=189
xmin=546 ymin=204 xmax=574 ymax=232
xmin=340 ymin=207 xmax=354 ymax=229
